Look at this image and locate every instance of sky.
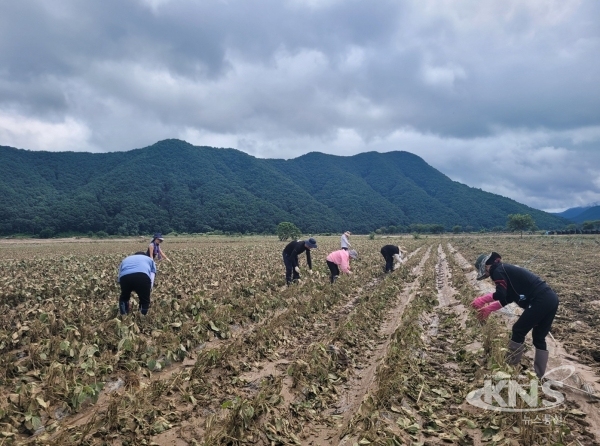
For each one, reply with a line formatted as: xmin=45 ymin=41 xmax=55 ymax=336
xmin=1 ymin=0 xmax=599 ymax=212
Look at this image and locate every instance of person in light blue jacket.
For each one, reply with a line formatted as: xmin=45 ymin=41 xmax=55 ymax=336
xmin=118 ymin=252 xmax=156 ymax=315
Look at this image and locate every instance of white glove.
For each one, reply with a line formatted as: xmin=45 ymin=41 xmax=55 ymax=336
xmin=294 ymin=266 xmax=300 ymax=274
xmin=308 ymin=269 xmax=313 ymax=275
xmin=393 ymin=253 xmax=402 ymax=263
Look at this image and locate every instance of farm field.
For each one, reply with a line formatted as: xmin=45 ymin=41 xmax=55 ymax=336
xmin=0 ymin=235 xmax=599 ymax=445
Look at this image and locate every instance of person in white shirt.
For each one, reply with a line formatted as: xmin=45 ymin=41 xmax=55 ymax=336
xmin=341 ymin=231 xmax=351 ymax=250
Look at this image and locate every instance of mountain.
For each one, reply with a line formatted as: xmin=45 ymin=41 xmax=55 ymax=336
xmin=553 ymin=204 xmax=600 ymax=223
xmin=0 ymin=139 xmax=568 ymax=235
xmin=566 ymin=206 xmax=600 ymax=224
xmin=553 ymin=206 xmax=592 ymax=220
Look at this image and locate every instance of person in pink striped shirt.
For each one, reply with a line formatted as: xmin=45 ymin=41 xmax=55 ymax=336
xmin=326 ymin=249 xmax=358 ymax=283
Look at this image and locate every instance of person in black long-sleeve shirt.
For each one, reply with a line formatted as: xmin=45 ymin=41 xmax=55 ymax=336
xmin=474 ymin=252 xmax=559 ymax=378
xmin=282 ymin=238 xmax=318 ymax=285
xmin=380 ymin=245 xmax=407 ymax=273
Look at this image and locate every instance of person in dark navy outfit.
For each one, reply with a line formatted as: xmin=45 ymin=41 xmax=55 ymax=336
xmin=472 ymin=252 xmax=559 ymax=378
xmin=380 ymin=245 xmax=407 ymax=273
xmin=282 ymin=238 xmax=317 ymax=285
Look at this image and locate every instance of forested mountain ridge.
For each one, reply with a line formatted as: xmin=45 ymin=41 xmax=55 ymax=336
xmin=0 ymin=139 xmax=567 ymax=235
xmin=566 ymin=206 xmax=600 ymax=223
xmin=553 ymin=205 xmax=600 ymax=223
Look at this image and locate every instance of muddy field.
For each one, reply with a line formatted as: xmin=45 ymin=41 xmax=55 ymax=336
xmin=0 ymin=235 xmax=598 ymax=445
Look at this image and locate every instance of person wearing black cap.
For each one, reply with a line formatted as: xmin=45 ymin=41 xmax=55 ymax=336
xmin=282 ymin=238 xmax=317 ymax=285
xmin=473 ymin=252 xmax=559 ymax=378
xmin=146 ymin=233 xmax=171 ymax=263
xmin=380 ymin=245 xmax=407 ymax=273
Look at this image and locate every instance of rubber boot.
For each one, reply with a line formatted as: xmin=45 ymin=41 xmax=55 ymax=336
xmin=506 ymin=340 xmax=525 ymax=365
xmin=534 ymin=349 xmax=549 ymax=379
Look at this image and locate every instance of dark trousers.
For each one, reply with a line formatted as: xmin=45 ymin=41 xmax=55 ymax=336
xmin=282 ymin=252 xmax=299 ymax=285
xmin=381 ymin=251 xmax=394 ymax=272
xmin=511 ymin=288 xmax=559 ymax=350
xmin=119 ymin=272 xmax=152 ymax=315
xmin=327 ymin=260 xmax=340 ymax=283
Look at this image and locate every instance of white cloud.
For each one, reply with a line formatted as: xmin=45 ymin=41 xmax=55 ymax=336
xmin=416 ymin=0 xmax=582 ymax=29
xmin=338 ymin=46 xmax=366 ymax=72
xmin=178 ymin=127 xmax=239 ymax=150
xmin=136 ymin=0 xmax=174 ymax=13
xmin=0 ymin=110 xmax=92 ymax=151
xmin=422 ymin=63 xmax=467 ymax=88
xmin=567 ymin=126 xmax=600 ymax=144
xmin=286 ymin=0 xmax=344 ymax=11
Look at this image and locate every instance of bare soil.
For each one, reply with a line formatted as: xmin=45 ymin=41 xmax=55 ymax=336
xmin=0 ymin=235 xmax=598 ymax=445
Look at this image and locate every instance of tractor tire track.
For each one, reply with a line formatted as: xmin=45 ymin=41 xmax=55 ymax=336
xmin=299 ymin=245 xmax=433 ymax=446
xmin=434 ymin=244 xmax=468 ymax=327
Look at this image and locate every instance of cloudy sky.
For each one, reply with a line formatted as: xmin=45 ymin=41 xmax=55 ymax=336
xmin=1 ymin=0 xmax=599 ymax=212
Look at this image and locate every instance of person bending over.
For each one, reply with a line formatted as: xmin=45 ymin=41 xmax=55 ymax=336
xmin=282 ymin=238 xmax=317 ymax=285
xmin=472 ymin=252 xmax=559 ymax=378
xmin=118 ymin=252 xmax=156 ymax=315
xmin=326 ymin=249 xmax=358 ymax=283
xmin=380 ymin=245 xmax=407 ymax=273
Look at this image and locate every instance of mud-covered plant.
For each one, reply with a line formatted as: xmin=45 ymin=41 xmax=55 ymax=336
xmin=70 ymin=381 xmax=104 ymax=411
xmin=206 ymin=375 xmax=283 ymax=444
xmin=204 ymin=397 xmax=256 ymax=444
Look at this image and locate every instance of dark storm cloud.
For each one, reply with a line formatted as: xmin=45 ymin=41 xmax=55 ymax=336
xmin=0 ymin=0 xmax=599 ymax=211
